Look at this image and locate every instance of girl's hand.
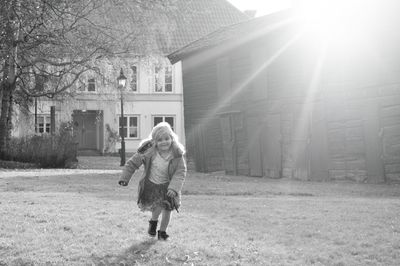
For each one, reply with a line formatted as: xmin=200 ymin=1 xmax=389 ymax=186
xmin=167 ymin=189 xmax=176 ymax=197
xmin=119 ymin=180 xmax=128 ymax=186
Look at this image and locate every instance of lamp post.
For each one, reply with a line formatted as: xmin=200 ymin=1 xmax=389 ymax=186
xmin=117 ymin=68 xmax=127 ymax=166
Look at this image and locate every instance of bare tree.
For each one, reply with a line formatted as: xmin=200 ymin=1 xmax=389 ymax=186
xmin=0 ymin=0 xmax=175 ymax=157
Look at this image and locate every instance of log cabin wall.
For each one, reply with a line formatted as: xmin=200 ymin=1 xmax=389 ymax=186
xmin=381 ymin=96 xmax=400 ymax=182
xmin=236 ymin=28 xmax=400 ymax=183
xmin=221 ymin=51 xmax=253 ymax=175
xmin=181 ymin=58 xmax=225 ymax=172
xmin=248 ymin=29 xmax=400 ymax=182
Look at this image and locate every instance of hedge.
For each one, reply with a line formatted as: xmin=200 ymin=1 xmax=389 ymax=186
xmin=5 ymin=122 xmax=78 ymax=168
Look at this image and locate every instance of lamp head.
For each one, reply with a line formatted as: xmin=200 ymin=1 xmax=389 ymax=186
xmin=117 ymin=68 xmax=127 ymax=88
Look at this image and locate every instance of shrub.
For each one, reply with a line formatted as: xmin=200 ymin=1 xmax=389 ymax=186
xmin=6 ymin=122 xmax=78 ymax=168
xmin=104 ymin=123 xmax=119 ymax=154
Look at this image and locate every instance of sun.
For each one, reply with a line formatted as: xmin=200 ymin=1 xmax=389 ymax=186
xmin=296 ymin=0 xmax=379 ymax=48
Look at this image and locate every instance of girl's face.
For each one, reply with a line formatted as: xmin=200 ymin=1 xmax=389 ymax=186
xmin=155 ymin=133 xmax=172 ymax=152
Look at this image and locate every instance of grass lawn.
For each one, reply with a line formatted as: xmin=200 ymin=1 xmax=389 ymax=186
xmin=1 ymin=157 xmax=400 ymax=265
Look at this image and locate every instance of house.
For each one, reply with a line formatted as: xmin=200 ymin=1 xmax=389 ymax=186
xmin=13 ymin=0 xmax=248 ymax=155
xmin=168 ymin=4 xmax=400 ymax=183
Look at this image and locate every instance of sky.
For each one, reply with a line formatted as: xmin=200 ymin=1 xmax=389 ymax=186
xmin=227 ymin=0 xmax=292 ymax=17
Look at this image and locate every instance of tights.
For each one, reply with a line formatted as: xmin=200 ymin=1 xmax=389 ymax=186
xmin=151 ymin=206 xmax=171 ymax=231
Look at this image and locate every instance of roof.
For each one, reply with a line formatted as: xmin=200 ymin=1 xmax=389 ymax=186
xmin=159 ymin=0 xmax=250 ymax=54
xmin=168 ymin=9 xmax=296 ymax=64
xmin=91 ymin=0 xmax=248 ymax=56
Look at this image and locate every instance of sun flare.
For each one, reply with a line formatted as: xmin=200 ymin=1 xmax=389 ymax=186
xmin=296 ymin=0 xmax=379 ymax=48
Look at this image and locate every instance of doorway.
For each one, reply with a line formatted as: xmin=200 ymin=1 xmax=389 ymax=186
xmin=72 ymin=110 xmax=103 ymax=152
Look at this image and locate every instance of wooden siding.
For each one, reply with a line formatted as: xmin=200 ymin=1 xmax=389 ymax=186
xmin=219 ymin=52 xmax=253 ymax=175
xmin=325 ymin=103 xmax=367 ymax=182
xmin=182 ymin=59 xmax=224 ymax=172
xmin=380 ymin=94 xmax=400 ymax=182
xmin=230 ymin=52 xmax=252 ymax=107
xmin=179 ymin=20 xmax=400 ymax=183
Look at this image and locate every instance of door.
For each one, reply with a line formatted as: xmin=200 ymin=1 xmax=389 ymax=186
xmin=220 ymin=115 xmax=236 ymax=174
xmin=247 ymin=117 xmax=263 ymax=176
xmin=72 ymin=110 xmax=97 ymax=150
xmin=288 ymin=113 xmax=310 ymax=180
xmin=193 ymin=124 xmax=207 ymax=172
xmin=262 ymin=114 xmax=282 ymax=178
xmin=380 ymin=103 xmax=400 ymax=182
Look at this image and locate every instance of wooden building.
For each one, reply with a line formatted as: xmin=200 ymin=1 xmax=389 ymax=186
xmin=169 ymin=6 xmax=400 ymax=183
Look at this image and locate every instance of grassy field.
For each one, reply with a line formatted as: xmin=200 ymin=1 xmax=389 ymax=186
xmin=1 ymin=157 xmax=400 ymax=265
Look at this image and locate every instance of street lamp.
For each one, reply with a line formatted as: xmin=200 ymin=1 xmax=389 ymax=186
xmin=117 ymin=68 xmax=127 ymax=166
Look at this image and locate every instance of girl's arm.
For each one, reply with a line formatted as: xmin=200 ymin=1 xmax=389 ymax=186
xmin=119 ymin=153 xmax=143 ymax=186
xmin=168 ymin=156 xmax=187 ymax=194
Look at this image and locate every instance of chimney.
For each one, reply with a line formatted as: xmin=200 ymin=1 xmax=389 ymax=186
xmin=244 ymin=10 xmax=257 ymax=18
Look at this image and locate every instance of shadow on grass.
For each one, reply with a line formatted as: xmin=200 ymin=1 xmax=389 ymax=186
xmin=90 ymin=238 xmax=157 ymax=265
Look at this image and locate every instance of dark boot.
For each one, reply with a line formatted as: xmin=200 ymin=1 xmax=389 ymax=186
xmin=148 ymin=220 xmax=158 ymax=236
xmin=157 ymin=230 xmax=169 ymax=240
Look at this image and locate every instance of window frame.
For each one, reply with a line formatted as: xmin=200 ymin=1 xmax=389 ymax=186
xmin=118 ymin=115 xmax=140 ymax=139
xmin=36 ymin=114 xmax=51 ymax=133
xmin=130 ymin=65 xmax=138 ymax=92
xmin=152 ymin=115 xmax=175 ymax=131
xmin=154 ymin=65 xmax=173 ymax=93
xmin=87 ymin=78 xmax=96 ymax=92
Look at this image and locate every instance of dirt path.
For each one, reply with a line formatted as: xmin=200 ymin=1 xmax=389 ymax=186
xmin=0 ymin=156 xmax=122 ymax=179
xmin=0 ymin=169 xmax=121 ymax=179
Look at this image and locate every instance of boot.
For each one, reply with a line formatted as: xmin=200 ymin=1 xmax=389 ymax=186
xmin=148 ymin=220 xmax=158 ymax=237
xmin=157 ymin=230 xmax=169 ymax=240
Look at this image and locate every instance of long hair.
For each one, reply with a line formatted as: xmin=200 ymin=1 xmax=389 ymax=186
xmin=140 ymin=122 xmax=185 ymax=154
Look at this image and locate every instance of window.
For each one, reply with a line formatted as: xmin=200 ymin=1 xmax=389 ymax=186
xmin=165 ymin=66 xmax=172 ymax=92
xmin=88 ymin=78 xmax=96 ymax=92
xmin=130 ymin=65 xmax=138 ymax=92
xmin=155 ymin=65 xmax=173 ymax=92
xmin=153 ymin=116 xmax=175 ymax=131
xmin=119 ymin=115 xmax=139 ymax=138
xmin=36 ymin=115 xmax=50 ymax=133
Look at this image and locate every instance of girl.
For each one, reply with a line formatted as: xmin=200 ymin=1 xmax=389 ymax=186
xmin=118 ymin=122 xmax=186 ymax=240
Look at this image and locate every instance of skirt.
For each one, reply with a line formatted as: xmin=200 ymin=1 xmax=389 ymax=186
xmin=138 ymin=178 xmax=176 ymax=212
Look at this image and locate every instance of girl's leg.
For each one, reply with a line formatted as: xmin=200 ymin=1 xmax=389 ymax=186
xmin=151 ymin=206 xmax=163 ymax=221
xmin=148 ymin=206 xmax=162 ymax=236
xmin=159 ymin=209 xmax=171 ymax=231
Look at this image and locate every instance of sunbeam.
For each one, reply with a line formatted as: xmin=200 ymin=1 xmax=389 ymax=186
xmin=187 ymin=28 xmax=305 ymax=143
xmin=181 ymin=16 xmax=297 ymax=73
xmin=289 ymin=40 xmax=327 ymax=179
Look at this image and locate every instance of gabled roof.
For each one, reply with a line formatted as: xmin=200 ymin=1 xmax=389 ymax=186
xmin=159 ymin=0 xmax=250 ymax=54
xmin=168 ymin=9 xmax=296 ymax=63
xmin=92 ymin=0 xmax=248 ymax=56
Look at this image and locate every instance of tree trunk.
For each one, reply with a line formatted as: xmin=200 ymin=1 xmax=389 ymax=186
xmin=0 ymin=84 xmax=3 ymax=111
xmin=0 ymin=82 xmax=14 ymax=159
xmin=6 ymin=90 xmax=14 ymax=149
xmin=0 ymin=1 xmax=18 ymax=159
